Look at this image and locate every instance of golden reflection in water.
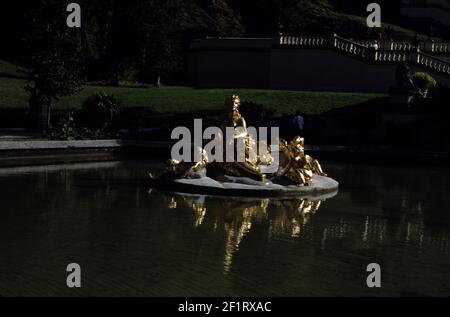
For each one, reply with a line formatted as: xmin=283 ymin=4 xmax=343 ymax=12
xmin=222 ymin=198 xmax=269 ymax=274
xmin=269 ymin=199 xmax=321 ymax=239
xmin=164 ymin=194 xmax=325 ymax=274
xmin=154 ymin=191 xmax=450 ymax=274
xmin=158 ymin=191 xmax=450 ymax=276
xmin=168 ymin=197 xmax=177 ymax=209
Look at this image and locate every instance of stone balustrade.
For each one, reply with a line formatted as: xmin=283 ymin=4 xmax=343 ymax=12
xmin=379 ymin=41 xmax=450 ymax=54
xmin=333 ymin=36 xmax=368 ymax=58
xmin=278 ymin=36 xmax=325 ymax=46
xmin=276 ymin=35 xmax=450 ymax=77
xmin=429 ymin=42 xmax=450 ymax=54
xmin=375 ymin=51 xmax=408 ymax=62
xmin=415 ymin=52 xmax=450 ymax=75
xmin=388 ymin=41 xmax=415 ymax=51
xmin=278 ymin=35 xmax=450 ymax=54
xmin=354 ymin=40 xmax=371 ymax=48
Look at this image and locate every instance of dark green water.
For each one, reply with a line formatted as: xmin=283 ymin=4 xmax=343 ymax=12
xmin=0 ymin=160 xmax=449 ymax=296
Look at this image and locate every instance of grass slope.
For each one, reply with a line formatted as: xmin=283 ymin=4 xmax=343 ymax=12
xmin=0 ymin=59 xmax=383 ymax=115
xmin=0 ymin=78 xmax=383 ymax=115
xmin=0 ymin=60 xmax=26 ymax=78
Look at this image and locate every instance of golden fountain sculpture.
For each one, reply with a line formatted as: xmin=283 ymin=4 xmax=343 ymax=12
xmin=151 ymin=95 xmax=336 ymax=195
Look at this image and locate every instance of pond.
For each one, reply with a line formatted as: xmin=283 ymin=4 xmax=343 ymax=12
xmin=0 ymin=160 xmax=449 ymax=296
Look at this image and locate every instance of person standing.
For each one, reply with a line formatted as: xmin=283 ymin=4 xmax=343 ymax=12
xmin=292 ymin=111 xmax=305 ymax=137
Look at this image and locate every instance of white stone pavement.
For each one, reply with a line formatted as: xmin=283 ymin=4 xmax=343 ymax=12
xmin=0 ymin=139 xmax=172 ymax=151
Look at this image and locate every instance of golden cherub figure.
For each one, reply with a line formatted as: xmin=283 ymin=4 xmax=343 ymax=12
xmin=278 ymin=136 xmax=326 ymax=185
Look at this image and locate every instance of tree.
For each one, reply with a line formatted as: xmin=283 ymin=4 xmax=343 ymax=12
xmin=23 ymin=1 xmax=82 ymax=133
xmin=136 ymin=0 xmax=244 ymax=84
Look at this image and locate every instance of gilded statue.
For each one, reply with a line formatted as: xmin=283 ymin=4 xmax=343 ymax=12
xmin=153 ymin=95 xmax=327 ymax=187
xmin=213 ymin=95 xmax=267 ymax=181
xmin=277 ymin=136 xmax=326 ymax=185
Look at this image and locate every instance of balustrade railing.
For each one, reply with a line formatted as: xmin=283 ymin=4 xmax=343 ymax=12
xmin=430 ymin=42 xmax=450 ymax=54
xmin=375 ymin=51 xmax=408 ymax=62
xmin=415 ymin=52 xmax=450 ymax=75
xmin=388 ymin=41 xmax=415 ymax=51
xmin=278 ymin=35 xmax=450 ymax=54
xmin=333 ymin=36 xmax=368 ymax=58
xmin=278 ymin=36 xmax=325 ymax=47
xmin=276 ymin=35 xmax=450 ymax=77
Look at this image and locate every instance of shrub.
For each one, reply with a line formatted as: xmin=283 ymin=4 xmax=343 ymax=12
xmin=49 ymin=114 xmax=120 ymax=140
xmin=81 ymin=93 xmax=122 ymax=129
xmin=49 ymin=111 xmax=76 ymax=140
xmin=411 ymin=72 xmax=437 ymax=96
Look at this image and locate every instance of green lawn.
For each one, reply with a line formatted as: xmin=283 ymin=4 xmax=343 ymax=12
xmin=0 ymin=77 xmax=383 ymax=115
xmin=0 ymin=60 xmax=26 ymax=78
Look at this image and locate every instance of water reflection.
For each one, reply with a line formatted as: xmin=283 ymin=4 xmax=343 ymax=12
xmin=0 ymin=161 xmax=449 ymax=295
xmin=152 ymin=185 xmax=450 ymax=276
xmin=157 ymin=193 xmax=328 ymax=274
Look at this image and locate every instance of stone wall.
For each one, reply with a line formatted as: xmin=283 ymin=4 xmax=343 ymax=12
xmin=189 ymin=49 xmax=271 ymax=88
xmin=269 ymin=49 xmax=398 ymax=92
xmin=188 ymin=38 xmax=450 ymax=93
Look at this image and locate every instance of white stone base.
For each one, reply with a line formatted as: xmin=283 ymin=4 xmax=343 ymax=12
xmin=165 ymin=174 xmax=339 ymax=198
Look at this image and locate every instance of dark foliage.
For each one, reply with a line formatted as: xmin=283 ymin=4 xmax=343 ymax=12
xmin=17 ymin=1 xmax=83 ymax=132
xmin=240 ymin=101 xmax=274 ymax=126
xmin=80 ymin=93 xmax=122 ymax=129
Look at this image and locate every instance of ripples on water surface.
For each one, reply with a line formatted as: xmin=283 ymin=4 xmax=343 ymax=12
xmin=0 ymin=160 xmax=449 ymax=296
